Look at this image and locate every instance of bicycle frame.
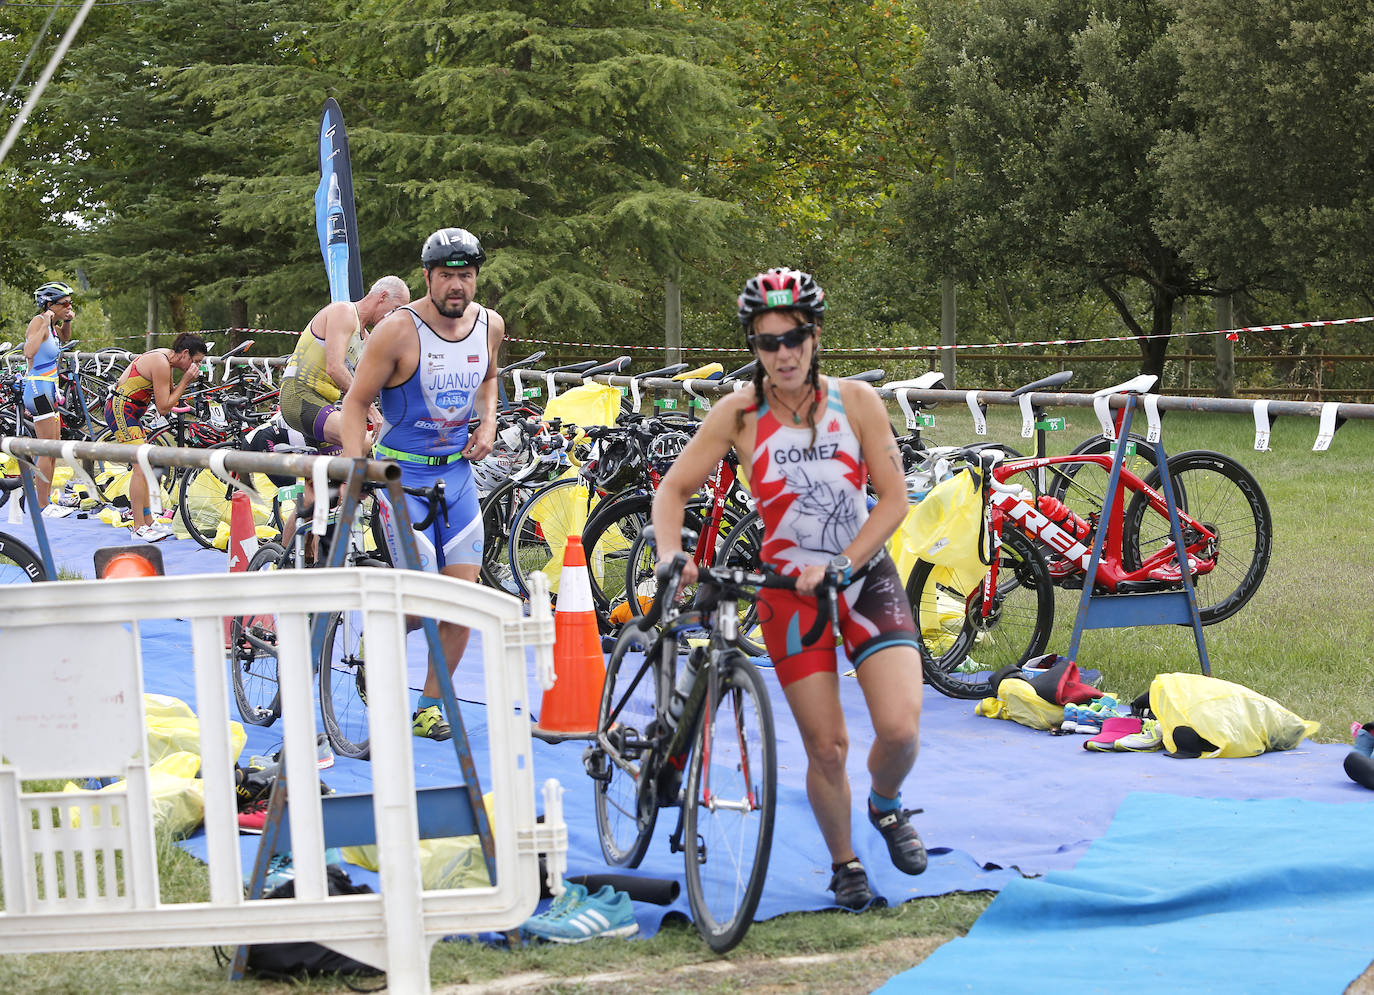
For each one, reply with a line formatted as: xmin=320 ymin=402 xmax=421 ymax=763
xmin=985 ymin=453 xmax=1218 ymax=606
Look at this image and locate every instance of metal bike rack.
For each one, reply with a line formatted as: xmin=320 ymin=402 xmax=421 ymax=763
xmin=1063 ymin=393 xmax=1210 ymax=674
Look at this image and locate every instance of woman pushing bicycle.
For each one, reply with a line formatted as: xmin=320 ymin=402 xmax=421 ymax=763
xmin=651 ymin=268 xmax=926 ymax=910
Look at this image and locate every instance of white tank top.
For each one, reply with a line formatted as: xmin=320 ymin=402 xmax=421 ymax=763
xmin=750 ymin=377 xmax=868 ymax=575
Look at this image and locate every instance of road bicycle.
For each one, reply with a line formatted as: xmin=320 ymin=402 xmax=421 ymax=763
xmin=227 ymin=477 xmax=442 ymax=759
xmin=907 ymin=390 xmax=1272 ymax=699
xmin=584 ymin=548 xmax=838 ymax=952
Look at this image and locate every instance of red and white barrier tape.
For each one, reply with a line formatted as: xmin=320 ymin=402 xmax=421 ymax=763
xmin=499 ymin=314 xmax=1374 ymax=354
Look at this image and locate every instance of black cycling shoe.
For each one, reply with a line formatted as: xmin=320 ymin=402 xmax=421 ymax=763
xmin=868 ymin=802 xmax=929 ymax=875
xmin=827 ymin=860 xmax=885 ymax=911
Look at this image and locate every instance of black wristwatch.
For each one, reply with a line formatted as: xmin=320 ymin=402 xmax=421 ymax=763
xmin=828 ymin=554 xmax=852 ymax=585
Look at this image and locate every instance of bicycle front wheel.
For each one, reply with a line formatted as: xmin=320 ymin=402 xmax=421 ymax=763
xmin=683 ymin=651 xmax=776 ymax=954
xmin=1122 ymin=449 xmax=1272 ymax=624
xmin=0 ymin=529 xmax=48 ymax=583
xmin=592 ymin=625 xmax=668 ymax=867
xmin=907 ymin=526 xmax=1054 ymax=699
xmin=319 ymin=607 xmax=370 ymax=760
xmin=508 ymin=476 xmax=594 ymax=601
xmin=1045 ymin=433 xmax=1158 ymax=522
xmin=228 ymin=541 xmax=286 ymax=726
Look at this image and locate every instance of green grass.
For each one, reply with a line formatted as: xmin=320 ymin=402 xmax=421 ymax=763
xmin=1 ymin=404 xmax=1367 ymax=991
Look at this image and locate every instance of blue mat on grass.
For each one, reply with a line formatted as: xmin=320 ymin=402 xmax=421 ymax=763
xmin=12 ymin=515 xmax=1371 ymax=941
xmin=878 ymin=793 xmax=1374 ymax=994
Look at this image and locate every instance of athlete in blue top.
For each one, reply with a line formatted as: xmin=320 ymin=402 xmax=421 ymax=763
xmin=341 ymin=228 xmax=504 ymax=741
xmin=23 ymin=282 xmax=76 ymax=511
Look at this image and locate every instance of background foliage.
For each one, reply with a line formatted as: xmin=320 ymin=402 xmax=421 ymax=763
xmin=2 ymin=0 xmax=1371 ymax=388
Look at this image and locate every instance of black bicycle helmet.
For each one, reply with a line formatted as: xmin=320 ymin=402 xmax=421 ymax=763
xmin=421 ymin=228 xmax=486 ymax=270
xmin=736 ymin=267 xmax=826 ymax=327
xmin=35 ymin=281 xmax=75 ymax=309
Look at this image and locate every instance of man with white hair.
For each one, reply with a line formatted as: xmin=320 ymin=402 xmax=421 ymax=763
xmin=279 ymin=274 xmax=411 ymax=452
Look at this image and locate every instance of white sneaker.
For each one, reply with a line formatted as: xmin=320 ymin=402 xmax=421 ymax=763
xmin=41 ymin=504 xmax=75 ymax=518
xmin=136 ymin=523 xmax=173 ymax=543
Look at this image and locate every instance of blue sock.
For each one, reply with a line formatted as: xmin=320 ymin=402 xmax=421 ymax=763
xmin=417 ymin=695 xmax=441 ymax=711
xmin=869 ymin=789 xmax=901 ymax=813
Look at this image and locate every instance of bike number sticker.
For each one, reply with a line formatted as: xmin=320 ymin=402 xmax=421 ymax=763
xmin=208 ymin=401 xmax=227 ymax=428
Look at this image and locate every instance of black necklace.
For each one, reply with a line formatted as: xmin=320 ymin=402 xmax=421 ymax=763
xmin=770 ymin=383 xmax=813 ymax=425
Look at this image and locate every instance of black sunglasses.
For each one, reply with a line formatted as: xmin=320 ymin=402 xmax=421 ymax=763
xmin=749 ymin=323 xmax=816 ymax=353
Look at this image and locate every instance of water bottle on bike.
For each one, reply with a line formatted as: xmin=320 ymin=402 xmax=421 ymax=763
xmin=1036 ymin=494 xmax=1093 ymax=543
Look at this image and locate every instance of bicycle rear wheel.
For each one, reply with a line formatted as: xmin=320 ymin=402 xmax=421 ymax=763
xmin=179 ymin=460 xmax=278 ymax=551
xmin=319 ymin=606 xmax=370 ymax=760
xmin=683 ymin=651 xmax=776 ymax=954
xmin=591 ymin=625 xmax=668 ymax=867
xmin=906 ymin=526 xmax=1054 ymax=699
xmin=228 ymin=541 xmax=287 ymax=726
xmin=1122 ymin=449 xmax=1272 ymax=624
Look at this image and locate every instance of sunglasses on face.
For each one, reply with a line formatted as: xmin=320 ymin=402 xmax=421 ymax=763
xmin=749 ymin=323 xmax=816 ymax=353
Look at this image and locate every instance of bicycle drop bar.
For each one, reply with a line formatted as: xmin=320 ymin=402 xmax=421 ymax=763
xmin=651 ymin=553 xmax=842 ymax=646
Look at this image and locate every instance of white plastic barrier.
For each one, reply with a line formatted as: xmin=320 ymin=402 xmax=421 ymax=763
xmin=0 ymin=567 xmax=564 ymax=992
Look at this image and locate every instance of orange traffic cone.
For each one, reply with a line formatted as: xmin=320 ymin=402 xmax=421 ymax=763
xmin=533 ymin=534 xmax=606 ymax=742
xmin=227 ymin=490 xmax=258 ymax=572
xmin=224 ymin=490 xmax=258 ymax=646
xmin=94 ymin=544 xmax=164 ymax=579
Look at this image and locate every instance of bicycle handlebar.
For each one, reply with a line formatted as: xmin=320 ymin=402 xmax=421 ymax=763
xmin=650 ymin=552 xmax=842 ymax=647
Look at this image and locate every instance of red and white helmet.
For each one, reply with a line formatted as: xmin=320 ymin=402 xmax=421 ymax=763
xmin=736 ymin=268 xmax=826 ymax=327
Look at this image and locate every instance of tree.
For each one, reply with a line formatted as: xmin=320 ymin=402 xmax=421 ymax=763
xmin=172 ymin=0 xmax=755 ymax=345
xmin=39 ymin=0 xmax=331 ymax=342
xmin=900 ymin=0 xmax=1213 ymax=377
xmin=1155 ymin=0 xmax=1374 ymax=305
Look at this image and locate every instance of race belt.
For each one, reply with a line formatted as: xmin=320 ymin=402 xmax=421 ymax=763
xmin=372 ymin=443 xmax=466 ymax=466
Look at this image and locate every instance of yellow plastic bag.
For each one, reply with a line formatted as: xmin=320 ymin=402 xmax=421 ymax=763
xmin=892 ymin=469 xmax=986 ymax=583
xmin=144 ymin=693 xmax=247 ymax=766
xmin=343 ymin=793 xmax=495 ymax=889
xmin=61 ymin=751 xmax=206 ymax=838
xmin=974 ymin=678 xmax=1064 ymax=730
xmin=1148 ymin=673 xmax=1320 ymax=758
xmin=543 ymin=382 xmax=623 ymax=430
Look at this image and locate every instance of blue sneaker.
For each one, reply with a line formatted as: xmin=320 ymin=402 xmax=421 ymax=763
xmin=521 ymin=882 xmax=588 ymax=936
xmin=523 ymin=885 xmax=638 ymax=943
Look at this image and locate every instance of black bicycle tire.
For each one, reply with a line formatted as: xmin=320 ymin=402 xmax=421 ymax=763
xmin=592 ymin=624 xmax=668 ymax=868
xmin=178 ymin=464 xmax=228 ymax=550
xmin=907 ymin=526 xmax=1054 ymax=699
xmin=1121 ymin=449 xmax=1272 ymax=625
xmin=479 ymin=476 xmax=549 ymax=596
xmin=228 ymin=540 xmax=286 ymax=726
xmin=0 ymin=529 xmax=49 ymax=582
xmin=579 ymin=488 xmax=653 ymax=620
xmin=506 ymin=475 xmax=593 ymax=601
xmin=318 ymin=605 xmax=371 ymax=760
xmin=682 ymin=651 xmax=776 ymax=953
xmin=88 ymin=425 xmax=175 ymax=507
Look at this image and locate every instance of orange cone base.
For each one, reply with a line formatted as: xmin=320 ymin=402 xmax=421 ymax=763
xmin=533 ymin=609 xmax=605 ymax=742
